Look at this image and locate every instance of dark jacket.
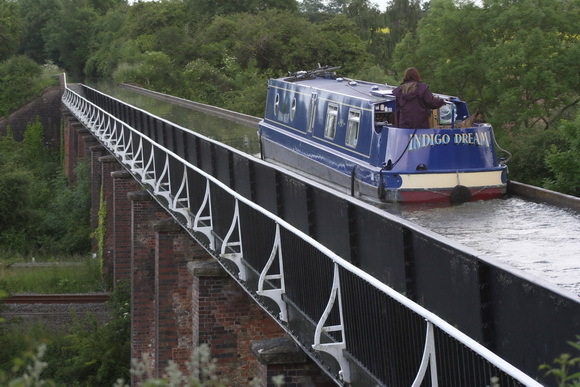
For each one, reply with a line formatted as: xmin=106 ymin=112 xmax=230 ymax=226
xmin=392 ymin=81 xmax=445 ymax=129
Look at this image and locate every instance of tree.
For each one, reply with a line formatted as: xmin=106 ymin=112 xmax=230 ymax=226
xmin=84 ymin=9 xmax=129 ymax=78
xmin=384 ymin=0 xmax=422 ymax=62
xmin=392 ymin=0 xmax=579 ymax=131
xmin=390 ymin=0 xmax=579 ymax=189
xmin=17 ymin=0 xmax=60 ymax=64
xmin=122 ymin=0 xmax=188 ymax=39
xmin=185 ymin=0 xmax=298 ymax=20
xmin=544 ymin=112 xmax=580 ymax=196
xmin=392 ymin=0 xmax=491 ymax=105
xmin=89 ymin=0 xmax=126 ymax=15
xmin=0 ymin=56 xmax=42 ymax=116
xmin=481 ymin=0 xmax=580 ymax=130
xmin=42 ymin=0 xmax=99 ymax=79
xmin=0 ymin=0 xmax=20 ymax=62
xmin=113 ymin=51 xmax=179 ymax=93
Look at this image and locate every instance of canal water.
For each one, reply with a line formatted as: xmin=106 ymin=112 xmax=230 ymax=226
xmin=395 ymin=198 xmax=580 ymax=296
xmin=93 ymin=83 xmax=580 ymax=297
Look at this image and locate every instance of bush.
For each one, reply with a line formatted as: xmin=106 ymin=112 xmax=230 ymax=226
xmin=0 ymin=285 xmax=131 ymax=386
xmin=0 ymin=56 xmax=58 ymax=117
xmin=496 ymin=125 xmax=567 ymax=188
xmin=544 ymin=113 xmax=580 ymax=196
xmin=0 ymin=120 xmax=91 ymax=255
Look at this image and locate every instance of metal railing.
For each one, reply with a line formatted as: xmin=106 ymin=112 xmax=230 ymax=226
xmin=62 ymin=76 xmax=541 ymax=386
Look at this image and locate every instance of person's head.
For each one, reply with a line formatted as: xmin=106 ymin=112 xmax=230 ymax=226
xmin=402 ymin=67 xmax=421 ymax=83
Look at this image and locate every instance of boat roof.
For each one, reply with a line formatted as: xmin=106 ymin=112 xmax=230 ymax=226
xmin=275 ymin=75 xmax=396 ymax=103
xmin=274 ymin=68 xmax=459 ymax=103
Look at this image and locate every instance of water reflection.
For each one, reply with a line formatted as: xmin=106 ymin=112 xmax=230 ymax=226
xmin=90 ymin=83 xmax=261 ymax=156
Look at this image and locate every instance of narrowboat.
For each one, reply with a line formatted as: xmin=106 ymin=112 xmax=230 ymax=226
xmin=258 ymin=67 xmax=508 ymax=204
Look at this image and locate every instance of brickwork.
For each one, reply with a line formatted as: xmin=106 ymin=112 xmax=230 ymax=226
xmin=189 ymin=261 xmax=287 ymax=385
xmin=62 ymin=117 xmax=76 ymax=181
xmin=90 ymin=145 xmax=105 ymax=252
xmin=81 ymin=133 xmax=99 ymax=162
xmin=99 ymin=155 xmax=120 ymax=287
xmin=129 ymin=190 xmax=168 ymax=379
xmin=76 ymin=128 xmax=90 ymax=159
xmin=0 ymin=86 xmax=62 ymax=147
xmin=111 ymin=170 xmax=140 ymax=288
xmin=251 ymin=336 xmax=335 ymax=387
xmin=153 ymin=219 xmax=203 ymax=375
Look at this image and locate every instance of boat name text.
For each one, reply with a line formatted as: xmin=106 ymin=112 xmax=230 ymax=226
xmin=408 ymin=132 xmax=491 ymax=151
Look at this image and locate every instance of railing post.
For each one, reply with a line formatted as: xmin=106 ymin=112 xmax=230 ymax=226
xmin=312 ymin=263 xmax=350 ymax=383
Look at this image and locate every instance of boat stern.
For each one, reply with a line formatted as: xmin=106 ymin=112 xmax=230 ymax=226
xmin=376 ymin=125 xmax=508 ymax=204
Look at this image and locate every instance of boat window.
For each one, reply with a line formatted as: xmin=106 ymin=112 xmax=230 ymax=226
xmin=324 ymin=103 xmax=338 ymax=139
xmin=346 ymin=110 xmax=360 ymax=147
xmin=274 ymin=94 xmax=280 ymax=116
xmin=308 ymin=93 xmax=317 ymax=133
xmin=291 ymin=97 xmax=297 ymax=121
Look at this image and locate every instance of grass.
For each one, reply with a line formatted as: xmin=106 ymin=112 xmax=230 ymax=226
xmin=0 ymin=254 xmax=104 ymax=294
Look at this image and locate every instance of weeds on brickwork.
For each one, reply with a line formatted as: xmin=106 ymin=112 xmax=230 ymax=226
xmin=93 ymin=184 xmax=107 ymax=273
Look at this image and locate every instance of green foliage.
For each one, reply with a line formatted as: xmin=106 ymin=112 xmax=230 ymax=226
xmin=0 ymin=169 xmax=34 ymax=238
xmin=0 ymin=120 xmax=91 ymax=255
xmin=544 ymin=112 xmax=580 ymax=196
xmin=0 ymin=56 xmax=42 ymax=116
xmin=123 ymin=0 xmax=188 ymax=39
xmin=41 ymin=161 xmax=92 ymax=255
xmin=496 ymin=126 xmax=565 ymax=187
xmin=540 ymin=336 xmax=580 ymax=387
xmin=0 ymin=285 xmax=131 ymax=386
xmin=114 ymin=51 xmax=179 ymax=93
xmin=222 ymin=63 xmax=269 ymax=117
xmin=41 ymin=292 xmax=130 ymax=385
xmin=481 ymin=0 xmax=579 ymax=131
xmin=4 ymin=344 xmax=53 ymax=387
xmin=0 ymin=258 xmax=103 ymax=294
xmin=43 ymin=1 xmax=99 ymax=79
xmin=185 ymin=0 xmax=299 ymax=20
xmin=23 ymin=117 xmax=49 ymax=165
xmin=0 ymin=0 xmax=21 ymax=61
xmin=0 ymin=57 xmax=59 ymax=117
xmin=0 ymin=322 xmax=59 ymax=385
xmin=17 ymin=0 xmax=60 ymax=64
xmin=393 ymin=0 xmax=579 ymax=132
xmin=180 ymin=59 xmax=236 ymax=106
xmin=84 ymin=9 xmax=129 ymax=79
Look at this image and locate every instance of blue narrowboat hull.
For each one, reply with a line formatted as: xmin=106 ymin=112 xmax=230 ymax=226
xmin=258 ymin=72 xmax=508 ymax=204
